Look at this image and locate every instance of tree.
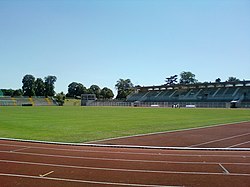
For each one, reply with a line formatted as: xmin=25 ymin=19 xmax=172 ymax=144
xmin=22 ymin=74 xmax=35 ymax=97
xmin=215 ymin=78 xmax=221 ymax=83
xmin=12 ymin=89 xmax=23 ymax=97
xmin=1 ymin=89 xmax=14 ymax=96
xmin=227 ymin=77 xmax=240 ymax=82
xmin=34 ymin=78 xmax=45 ymax=96
xmin=67 ymin=82 xmax=87 ymax=97
xmin=165 ymin=75 xmax=178 ymax=85
xmin=44 ymin=75 xmax=57 ymax=97
xmin=88 ymin=85 xmax=101 ymax=99
xmin=54 ymin=92 xmax=65 ymax=106
xmin=179 ymin=71 xmax=197 ymax=84
xmin=100 ymin=87 xmax=114 ymax=99
xmin=67 ymin=82 xmax=78 ymax=97
xmin=115 ymin=79 xmax=133 ymax=99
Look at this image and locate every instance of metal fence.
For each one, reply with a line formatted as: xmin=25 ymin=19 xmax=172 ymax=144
xmin=89 ymin=101 xmax=132 ymax=107
xmin=89 ymin=101 xmax=250 ymax=108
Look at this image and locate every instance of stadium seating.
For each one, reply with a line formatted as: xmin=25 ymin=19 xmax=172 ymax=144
xmin=0 ymin=97 xmax=16 ymax=106
xmin=0 ymin=96 xmax=57 ymax=106
xmin=127 ymin=81 xmax=250 ymax=103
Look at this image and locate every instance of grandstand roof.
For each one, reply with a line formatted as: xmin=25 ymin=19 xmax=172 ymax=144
xmin=136 ymin=80 xmax=250 ymax=92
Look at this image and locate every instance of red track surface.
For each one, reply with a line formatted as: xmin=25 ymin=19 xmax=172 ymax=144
xmin=92 ymin=122 xmax=250 ymax=148
xmin=1 ymin=122 xmax=250 ymax=186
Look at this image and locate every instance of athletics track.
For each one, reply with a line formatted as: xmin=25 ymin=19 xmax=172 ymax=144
xmin=0 ymin=121 xmax=249 ymax=186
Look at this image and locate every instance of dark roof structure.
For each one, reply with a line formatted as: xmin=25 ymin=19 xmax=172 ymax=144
xmin=127 ymin=81 xmax=250 ymax=103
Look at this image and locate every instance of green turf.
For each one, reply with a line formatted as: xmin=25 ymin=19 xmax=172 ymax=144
xmin=64 ymin=99 xmax=81 ymax=106
xmin=0 ymin=106 xmax=249 ymax=143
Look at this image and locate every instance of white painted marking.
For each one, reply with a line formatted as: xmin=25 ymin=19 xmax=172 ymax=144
xmin=83 ymin=144 xmax=250 ymax=151
xmin=227 ymin=141 xmax=250 ymax=148
xmin=39 ymin=171 xmax=54 ymax=177
xmin=1 ymin=143 xmax=250 ymax=154
xmin=0 ymin=159 xmax=206 ymax=174
xmin=0 ymin=173 xmax=178 ymax=187
xmin=219 ymin=163 xmax=230 ymax=174
xmin=1 ymin=150 xmax=250 ymax=165
xmin=0 ymin=144 xmax=25 ymax=148
xmin=0 ymin=160 xmax=249 ymax=176
xmin=189 ymin=132 xmax=250 ymax=147
xmin=0 ymin=143 xmax=249 ymax=158
xmin=1 ymin=121 xmax=249 ymax=151
xmin=85 ymin=121 xmax=250 ymax=143
xmin=10 ymin=147 xmax=30 ymax=152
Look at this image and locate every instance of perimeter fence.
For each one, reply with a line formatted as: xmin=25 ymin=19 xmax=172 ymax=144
xmin=89 ymin=101 xmax=250 ymax=108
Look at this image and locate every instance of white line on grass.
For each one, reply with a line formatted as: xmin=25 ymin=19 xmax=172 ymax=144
xmin=0 ymin=173 xmax=178 ymax=187
xmin=188 ymin=132 xmax=250 ymax=148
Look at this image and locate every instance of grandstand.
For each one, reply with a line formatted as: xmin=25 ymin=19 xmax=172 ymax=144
xmin=0 ymin=96 xmax=57 ymax=106
xmin=127 ymin=81 xmax=250 ymax=108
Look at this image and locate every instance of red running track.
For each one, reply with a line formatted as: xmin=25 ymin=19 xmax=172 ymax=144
xmin=0 ymin=139 xmax=250 ymax=187
xmin=91 ymin=121 xmax=250 ymax=148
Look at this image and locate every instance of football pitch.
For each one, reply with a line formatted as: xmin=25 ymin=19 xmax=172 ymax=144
xmin=0 ymin=106 xmax=249 ymax=143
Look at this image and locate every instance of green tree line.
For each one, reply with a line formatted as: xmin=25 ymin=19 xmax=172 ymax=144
xmin=21 ymin=74 xmax=57 ymax=97
xmin=165 ymin=71 xmax=241 ymax=85
xmin=66 ymin=82 xmax=114 ymax=99
xmin=2 ymin=72 xmax=241 ymax=99
xmin=1 ymin=75 xmax=134 ymax=100
xmin=2 ymin=75 xmax=57 ymax=97
xmin=66 ymin=78 xmax=135 ymax=100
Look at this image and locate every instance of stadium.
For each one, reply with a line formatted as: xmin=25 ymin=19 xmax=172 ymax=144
xmin=1 ymin=80 xmax=250 ymax=108
xmin=96 ymin=80 xmax=250 ymax=108
xmin=1 ymin=0 xmax=250 ymax=186
xmin=0 ymin=80 xmax=250 ymax=186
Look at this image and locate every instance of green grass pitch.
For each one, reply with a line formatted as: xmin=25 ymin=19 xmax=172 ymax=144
xmin=0 ymin=106 xmax=249 ymax=143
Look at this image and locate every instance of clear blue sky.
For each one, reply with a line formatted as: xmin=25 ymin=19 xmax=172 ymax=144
xmin=0 ymin=0 xmax=249 ymax=94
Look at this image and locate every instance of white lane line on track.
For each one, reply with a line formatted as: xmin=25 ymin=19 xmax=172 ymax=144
xmin=10 ymin=147 xmax=30 ymax=152
xmin=219 ymin=163 xmax=230 ymax=174
xmin=0 ymin=143 xmax=249 ymax=158
xmin=1 ymin=139 xmax=250 ymax=151
xmin=0 ymin=159 xmax=188 ymax=175
xmin=0 ymin=173 xmax=178 ymax=187
xmin=1 ymin=121 xmax=250 ymax=152
xmin=227 ymin=141 xmax=250 ymax=148
xmin=1 ymin=150 xmax=250 ymax=165
xmin=85 ymin=121 xmax=250 ymax=143
xmin=0 ymin=159 xmax=249 ymax=176
xmin=189 ymin=132 xmax=250 ymax=148
xmin=1 ymin=137 xmax=250 ymax=151
xmin=39 ymin=171 xmax=54 ymax=177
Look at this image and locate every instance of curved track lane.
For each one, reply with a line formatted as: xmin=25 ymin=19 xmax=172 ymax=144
xmin=0 ymin=139 xmax=250 ymax=187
